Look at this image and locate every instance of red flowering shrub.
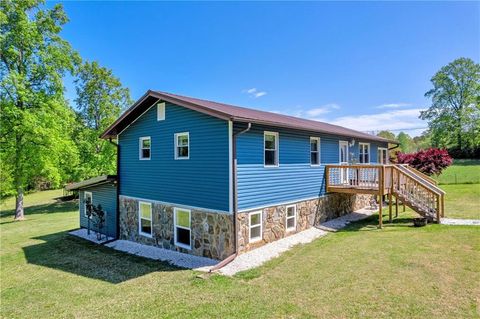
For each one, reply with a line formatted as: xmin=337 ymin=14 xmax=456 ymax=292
xmin=396 ymin=148 xmax=453 ymax=176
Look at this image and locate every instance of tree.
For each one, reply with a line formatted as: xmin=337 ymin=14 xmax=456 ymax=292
xmin=397 ymin=132 xmax=415 ymax=153
xmin=377 ymin=130 xmax=396 ymax=141
xmin=0 ymin=1 xmax=80 ymax=219
xmin=420 ymin=58 xmax=480 ymax=157
xmin=396 ymin=148 xmax=453 ymax=176
xmin=74 ymin=61 xmax=132 ymax=178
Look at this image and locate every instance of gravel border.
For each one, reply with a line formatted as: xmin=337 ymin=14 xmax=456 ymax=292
xmin=105 ymin=240 xmax=217 ymax=270
xmin=219 ymin=207 xmax=376 ymax=276
xmin=69 ymin=228 xmax=113 ymax=244
xmin=440 ymin=218 xmax=480 ymax=226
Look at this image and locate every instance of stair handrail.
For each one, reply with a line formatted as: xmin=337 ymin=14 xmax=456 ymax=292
xmin=393 ymin=165 xmax=446 ymax=196
xmin=397 ymin=164 xmax=438 ymax=185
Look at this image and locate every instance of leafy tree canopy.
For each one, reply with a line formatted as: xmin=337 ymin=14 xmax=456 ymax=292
xmin=0 ymin=0 xmax=80 ymax=218
xmin=420 ymin=57 xmax=480 ymax=157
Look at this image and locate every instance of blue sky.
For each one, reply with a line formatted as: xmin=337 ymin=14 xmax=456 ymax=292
xmin=56 ymin=1 xmax=479 ymax=136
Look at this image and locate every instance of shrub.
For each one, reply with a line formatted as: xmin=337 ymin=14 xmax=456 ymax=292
xmin=396 ymin=148 xmax=453 ymax=176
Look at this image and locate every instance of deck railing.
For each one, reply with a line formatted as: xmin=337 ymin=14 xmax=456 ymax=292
xmin=325 ymin=164 xmax=392 ymax=194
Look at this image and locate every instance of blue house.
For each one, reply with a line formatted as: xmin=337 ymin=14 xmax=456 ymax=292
xmin=71 ymin=90 xmax=396 ymax=260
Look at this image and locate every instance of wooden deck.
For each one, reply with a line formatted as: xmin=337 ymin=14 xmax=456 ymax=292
xmin=325 ymin=164 xmax=446 ymax=227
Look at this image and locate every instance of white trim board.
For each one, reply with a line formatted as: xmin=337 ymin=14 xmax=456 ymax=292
xmin=228 ymin=120 xmax=233 ymax=214
xmin=119 ymin=195 xmax=231 ymax=215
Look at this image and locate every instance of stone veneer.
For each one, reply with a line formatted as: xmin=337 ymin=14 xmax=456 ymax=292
xmin=237 ymin=193 xmax=373 ymax=252
xmin=119 ymin=196 xmax=235 ymax=260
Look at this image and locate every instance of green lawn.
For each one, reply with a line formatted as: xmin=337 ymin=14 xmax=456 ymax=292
xmin=1 ymin=190 xmax=479 ymax=318
xmin=434 ymin=159 xmax=480 ymax=185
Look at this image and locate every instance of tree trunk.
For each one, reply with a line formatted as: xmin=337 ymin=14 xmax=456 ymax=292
xmin=14 ymin=188 xmax=24 ymax=220
xmin=14 ymin=133 xmax=25 ymax=220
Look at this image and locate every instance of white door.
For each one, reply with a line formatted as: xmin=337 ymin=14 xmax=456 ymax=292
xmin=339 ymin=141 xmax=349 ymax=184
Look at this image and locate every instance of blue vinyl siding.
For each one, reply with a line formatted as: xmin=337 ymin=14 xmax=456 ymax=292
xmin=119 ymin=102 xmax=230 ymax=212
xmin=235 ymin=124 xmax=388 ymax=211
xmin=79 ymin=183 xmax=117 ymax=237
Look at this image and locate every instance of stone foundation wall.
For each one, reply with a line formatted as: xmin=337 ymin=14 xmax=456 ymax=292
xmin=119 ymin=196 xmax=235 ymax=260
xmin=237 ymin=193 xmax=373 ymax=252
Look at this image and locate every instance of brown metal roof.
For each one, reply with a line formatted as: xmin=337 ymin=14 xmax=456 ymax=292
xmin=101 ymin=90 xmax=397 ymax=144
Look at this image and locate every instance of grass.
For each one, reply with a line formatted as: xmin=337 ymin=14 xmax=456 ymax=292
xmin=434 ymin=159 xmax=480 ymax=185
xmin=1 ymin=190 xmax=480 ymax=318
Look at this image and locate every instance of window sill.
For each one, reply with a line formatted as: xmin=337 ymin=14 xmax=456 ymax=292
xmin=139 ymin=232 xmax=153 ymax=238
xmin=175 ymin=242 xmax=192 ymax=250
xmin=249 ymin=237 xmax=262 ymax=243
xmin=139 ymin=158 xmax=151 ymax=161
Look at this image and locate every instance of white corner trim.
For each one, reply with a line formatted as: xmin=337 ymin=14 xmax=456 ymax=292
xmin=228 ymin=120 xmax=233 ymax=214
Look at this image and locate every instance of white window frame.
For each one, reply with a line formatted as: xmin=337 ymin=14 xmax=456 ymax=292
xmin=249 ymin=210 xmax=262 ymax=243
xmin=138 ymin=201 xmax=153 ymax=238
xmin=139 ymin=136 xmax=151 ymax=160
xmin=378 ymin=147 xmax=388 ymax=164
xmin=157 ymin=102 xmax=165 ymax=121
xmin=174 ymin=207 xmax=191 ymax=249
xmin=310 ymin=137 xmax=321 ymax=166
xmin=84 ymin=191 xmax=93 ymax=218
xmin=174 ymin=132 xmax=190 ymax=160
xmin=359 ymin=142 xmax=370 ymax=164
xmin=264 ymin=131 xmax=279 ymax=167
xmin=285 ymin=204 xmax=296 ymax=231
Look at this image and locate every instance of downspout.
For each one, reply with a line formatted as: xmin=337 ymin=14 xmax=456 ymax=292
xmin=209 ymin=122 xmax=251 ymax=272
xmin=108 ymin=138 xmax=120 ymax=239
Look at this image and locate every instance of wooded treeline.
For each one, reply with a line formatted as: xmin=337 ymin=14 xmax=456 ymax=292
xmin=0 ymin=1 xmax=132 ymax=218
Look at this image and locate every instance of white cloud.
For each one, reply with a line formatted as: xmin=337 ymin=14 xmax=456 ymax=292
xmin=327 ymin=108 xmax=427 ymax=134
xmin=376 ymin=103 xmax=411 ymax=109
xmin=305 ymin=103 xmax=341 ymax=116
xmin=243 ymin=88 xmax=267 ymax=98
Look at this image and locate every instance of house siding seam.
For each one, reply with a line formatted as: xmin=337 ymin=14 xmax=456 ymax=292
xmin=234 ymin=123 xmax=388 ymax=211
xmin=119 ymin=102 xmax=230 ymax=212
xmin=79 ymin=183 xmax=118 ymax=238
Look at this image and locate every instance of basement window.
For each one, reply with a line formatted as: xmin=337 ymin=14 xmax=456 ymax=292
xmin=174 ymin=208 xmax=191 ymax=249
xmin=249 ymin=211 xmax=262 ymax=242
xmin=286 ymin=205 xmax=296 ymax=231
xmin=139 ymin=201 xmax=152 ymax=237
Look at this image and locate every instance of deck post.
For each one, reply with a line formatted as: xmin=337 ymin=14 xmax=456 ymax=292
xmin=441 ymin=195 xmax=445 ymax=218
xmin=388 ymin=192 xmax=393 ymax=223
xmin=436 ymin=195 xmax=441 ymax=224
xmin=378 ymin=166 xmax=384 ymax=229
xmin=395 ymin=195 xmax=399 ymax=218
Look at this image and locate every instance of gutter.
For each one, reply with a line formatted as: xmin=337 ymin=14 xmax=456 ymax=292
xmin=209 ymin=122 xmax=252 ymax=273
xmin=108 ymin=138 xmax=121 ymax=239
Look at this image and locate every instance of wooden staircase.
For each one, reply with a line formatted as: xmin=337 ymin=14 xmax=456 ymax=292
xmin=326 ymin=164 xmax=446 ymax=227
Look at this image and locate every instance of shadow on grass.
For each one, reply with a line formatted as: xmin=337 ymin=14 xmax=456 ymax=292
xmin=450 ymin=159 xmax=480 ymax=166
xmin=336 ymin=213 xmax=416 ymax=233
xmin=22 ymin=231 xmax=181 ymax=284
xmin=0 ymin=200 xmax=78 ymax=219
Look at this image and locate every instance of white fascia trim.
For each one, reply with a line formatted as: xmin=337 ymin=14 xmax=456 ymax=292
xmin=119 ymin=195 xmax=231 ymax=214
xmin=117 ymin=96 xmax=159 ymax=138
xmin=228 ymin=120 xmax=233 ymax=214
xmin=238 ymin=195 xmax=327 ymax=213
